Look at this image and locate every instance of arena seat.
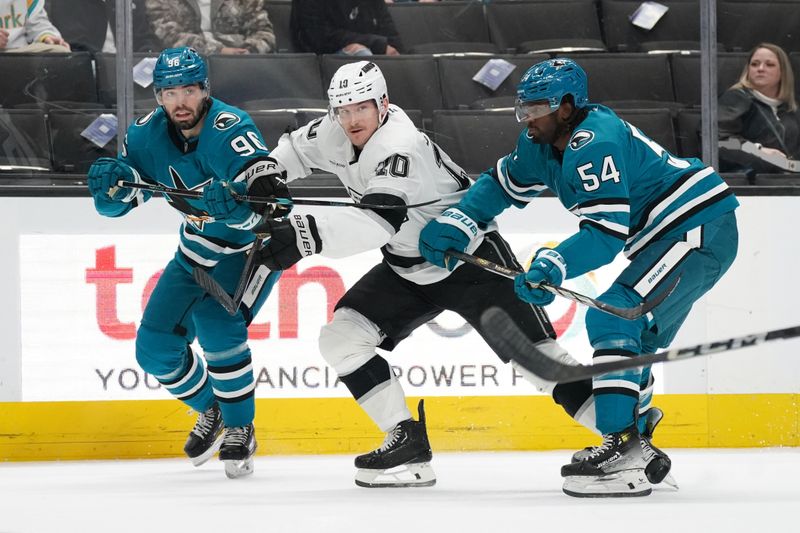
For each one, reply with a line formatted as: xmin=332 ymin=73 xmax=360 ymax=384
xmin=671 ymin=52 xmax=748 ymax=107
xmin=209 ymin=54 xmax=325 ymax=110
xmin=48 ymin=110 xmax=117 ymax=173
xmin=436 ymin=54 xmax=548 ymax=110
xmin=388 ymin=1 xmax=498 ymax=55
xmin=0 ymin=110 xmax=52 ymax=171
xmin=614 ymin=108 xmax=678 ymax=155
xmin=717 ymin=2 xmax=800 ymax=53
xmin=432 ymin=109 xmax=520 ymax=174
xmin=562 ymin=53 xmax=678 ymax=109
xmin=486 ymin=1 xmax=606 ymax=54
xmin=0 ymin=53 xmax=98 ymax=109
xmin=264 ymin=1 xmax=296 ymax=53
xmin=675 ymin=108 xmax=702 ymax=159
xmin=95 ymin=53 xmax=160 ymax=109
xmin=248 ymin=110 xmax=299 ymax=151
xmin=600 ymin=0 xmax=704 ymax=53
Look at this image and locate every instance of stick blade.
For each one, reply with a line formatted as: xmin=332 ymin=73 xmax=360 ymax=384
xmin=480 ymin=306 xmax=585 ymax=382
xmin=192 ymin=267 xmax=239 ymax=316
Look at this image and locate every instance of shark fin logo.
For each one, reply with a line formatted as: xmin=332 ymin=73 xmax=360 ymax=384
xmin=135 ymin=110 xmax=155 ymax=126
xmin=569 ymin=130 xmax=595 ymax=151
xmin=213 ymin=111 xmax=241 ymax=131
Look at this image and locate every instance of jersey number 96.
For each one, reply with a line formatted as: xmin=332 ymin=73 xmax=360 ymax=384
xmin=230 ymin=131 xmax=268 ymax=156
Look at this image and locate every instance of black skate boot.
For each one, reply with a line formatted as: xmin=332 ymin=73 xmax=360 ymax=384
xmin=354 ymin=399 xmax=436 ymax=488
xmin=219 ymin=423 xmax=257 ymax=479
xmin=561 ymin=424 xmax=651 ymax=498
xmin=571 ymin=407 xmax=674 ymax=486
xmin=640 ymin=407 xmax=676 ymax=487
xmin=184 ymin=403 xmax=224 ymax=467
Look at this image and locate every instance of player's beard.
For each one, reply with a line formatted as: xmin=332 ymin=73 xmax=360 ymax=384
xmin=169 ymin=100 xmax=206 ymax=131
xmin=528 ymin=117 xmax=570 ymax=146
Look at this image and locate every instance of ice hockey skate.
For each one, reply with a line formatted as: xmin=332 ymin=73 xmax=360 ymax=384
xmin=570 ymin=407 xmax=676 ymax=488
xmin=561 ymin=425 xmax=651 ymax=498
xmin=183 ymin=403 xmax=224 ymax=467
xmin=219 ymin=423 xmax=257 ymax=479
xmin=640 ymin=407 xmax=678 ymax=488
xmin=354 ymin=399 xmax=436 ymax=488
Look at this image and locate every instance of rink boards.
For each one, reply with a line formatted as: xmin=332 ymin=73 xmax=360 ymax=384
xmin=0 ymin=196 xmax=798 ymax=460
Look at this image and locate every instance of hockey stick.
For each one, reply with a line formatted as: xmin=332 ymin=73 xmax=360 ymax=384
xmin=193 ymin=266 xmax=238 ymax=315
xmin=481 ymin=306 xmax=800 ymax=383
xmin=446 ymin=250 xmax=678 ymax=320
xmin=192 ymin=209 xmax=271 ymax=315
xmin=117 ymin=180 xmax=439 ymax=210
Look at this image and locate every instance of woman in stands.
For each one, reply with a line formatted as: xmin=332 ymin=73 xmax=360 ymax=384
xmin=718 ymin=42 xmax=800 ymax=174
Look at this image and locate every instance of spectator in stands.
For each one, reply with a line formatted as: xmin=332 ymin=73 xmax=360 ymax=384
xmin=291 ymin=0 xmax=403 ymax=56
xmin=718 ymin=42 xmax=800 ymax=173
xmin=146 ymin=0 xmax=276 ymax=55
xmin=46 ymin=0 xmax=158 ymax=54
xmin=0 ymin=0 xmax=70 ymax=52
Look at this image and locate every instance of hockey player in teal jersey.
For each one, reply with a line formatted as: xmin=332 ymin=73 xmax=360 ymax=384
xmin=86 ymin=47 xmax=289 ymax=479
xmin=420 ymin=58 xmax=739 ymax=497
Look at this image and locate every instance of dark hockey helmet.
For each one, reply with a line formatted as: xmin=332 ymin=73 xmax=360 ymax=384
xmin=153 ymin=47 xmax=209 ymax=92
xmin=515 ymin=58 xmax=588 ymax=122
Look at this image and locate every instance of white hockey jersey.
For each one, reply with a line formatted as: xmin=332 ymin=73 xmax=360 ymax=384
xmin=269 ymin=105 xmax=495 ymax=284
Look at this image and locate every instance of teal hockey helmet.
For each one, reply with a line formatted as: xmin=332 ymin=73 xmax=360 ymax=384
xmin=153 ymin=47 xmax=209 ymax=90
xmin=515 ymin=58 xmax=588 ymax=122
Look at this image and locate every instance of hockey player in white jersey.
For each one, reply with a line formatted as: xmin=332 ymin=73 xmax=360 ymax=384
xmin=215 ymin=61 xmax=568 ymax=487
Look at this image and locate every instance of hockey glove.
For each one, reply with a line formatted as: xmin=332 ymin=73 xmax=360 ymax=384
xmin=254 ymin=213 xmax=321 ymax=271
xmin=203 ymin=180 xmax=263 ymax=230
xmin=419 ymin=207 xmax=479 ymax=270
xmin=514 ymin=248 xmax=567 ymax=307
xmin=249 ymin=170 xmax=292 ymax=218
xmin=87 ymin=157 xmax=142 ymax=203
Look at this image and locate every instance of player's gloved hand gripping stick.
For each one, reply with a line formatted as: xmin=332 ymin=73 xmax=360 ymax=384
xmin=445 ymin=249 xmax=678 ymax=321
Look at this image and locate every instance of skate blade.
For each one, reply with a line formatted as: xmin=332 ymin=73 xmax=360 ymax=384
xmin=660 ymin=472 xmax=679 ymax=490
xmin=563 ymin=469 xmax=652 ymax=498
xmin=355 ymin=462 xmax=436 ymax=488
xmin=189 ymin=433 xmax=224 ymax=467
xmin=224 ymin=458 xmax=254 ymax=479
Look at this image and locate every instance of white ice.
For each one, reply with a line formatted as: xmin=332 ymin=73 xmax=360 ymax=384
xmin=2 ymin=449 xmax=798 ymax=533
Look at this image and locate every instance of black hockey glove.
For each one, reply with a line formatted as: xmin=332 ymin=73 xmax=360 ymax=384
xmin=249 ymin=167 xmax=292 ymax=218
xmin=254 ymin=213 xmax=322 ymax=271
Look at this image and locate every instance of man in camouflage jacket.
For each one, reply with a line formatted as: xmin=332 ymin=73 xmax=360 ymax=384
xmin=146 ymin=0 xmax=276 ymax=54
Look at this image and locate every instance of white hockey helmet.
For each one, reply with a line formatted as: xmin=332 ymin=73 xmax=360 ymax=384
xmin=327 ymin=61 xmax=389 ymax=119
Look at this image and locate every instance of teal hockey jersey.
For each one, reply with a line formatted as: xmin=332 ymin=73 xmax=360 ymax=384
xmin=102 ymin=98 xmax=272 ymax=270
xmin=460 ymin=105 xmax=740 ymax=278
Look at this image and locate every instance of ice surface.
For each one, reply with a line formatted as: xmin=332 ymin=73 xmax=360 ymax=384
xmin=2 ymin=449 xmax=798 ymax=533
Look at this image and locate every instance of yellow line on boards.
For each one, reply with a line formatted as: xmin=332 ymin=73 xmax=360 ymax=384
xmin=0 ymin=394 xmax=797 ymax=461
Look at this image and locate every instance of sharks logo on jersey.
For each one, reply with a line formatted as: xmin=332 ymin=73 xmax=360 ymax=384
xmin=569 ymin=130 xmax=595 ymax=151
xmin=214 ymin=111 xmax=241 ymax=131
xmin=135 ymin=110 xmax=156 ymax=127
xmin=166 ymin=166 xmax=213 ymax=230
